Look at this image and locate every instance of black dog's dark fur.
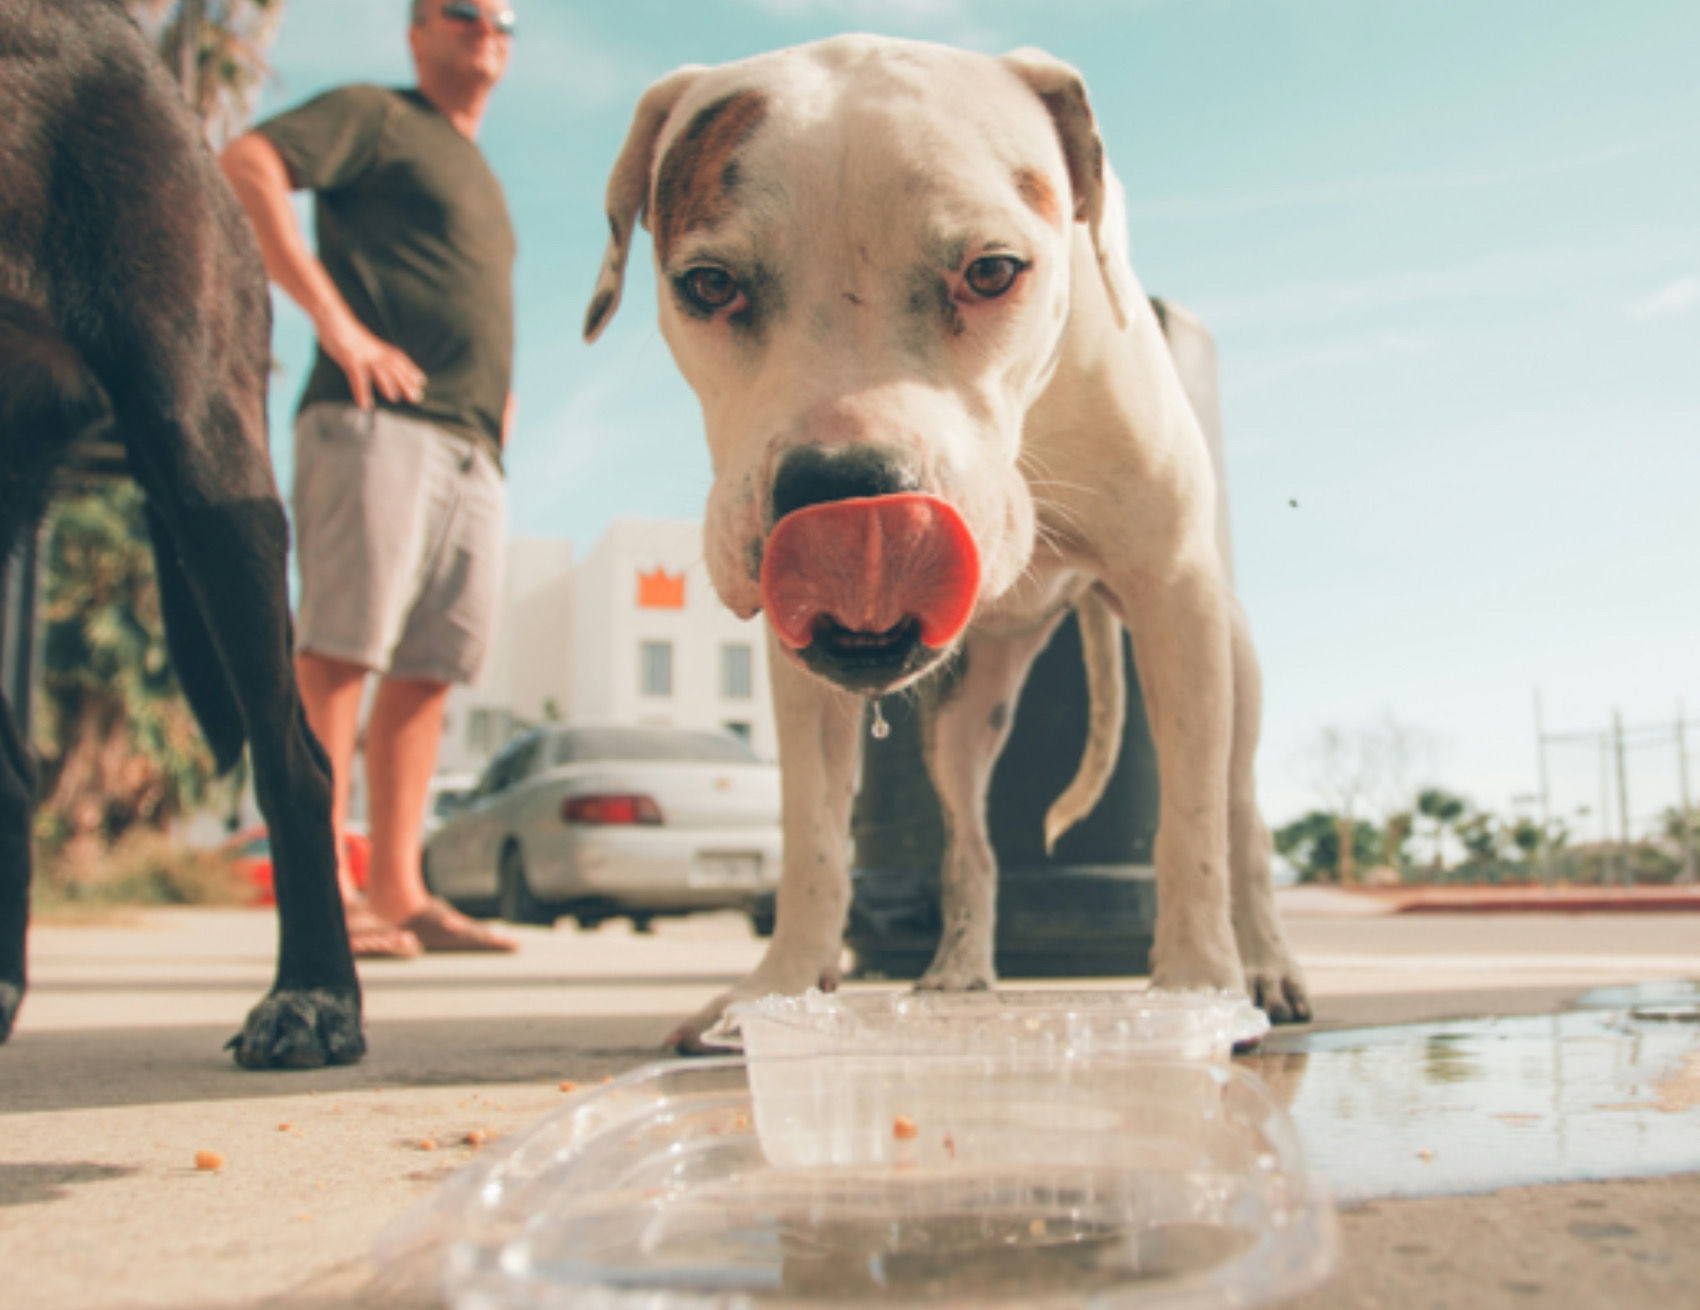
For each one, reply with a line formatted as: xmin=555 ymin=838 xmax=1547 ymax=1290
xmin=0 ymin=0 xmax=363 ymax=1066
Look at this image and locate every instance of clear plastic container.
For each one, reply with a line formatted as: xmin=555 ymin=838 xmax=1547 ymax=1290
xmin=720 ymin=988 xmax=1269 ymax=1065
xmin=716 ymin=991 xmax=1271 ymax=1170
xmin=382 ymin=1054 xmax=1336 ymax=1309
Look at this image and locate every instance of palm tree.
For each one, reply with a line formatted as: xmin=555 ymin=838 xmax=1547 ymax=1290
xmin=130 ymin=0 xmax=289 ymax=148
xmin=1416 ymin=788 xmax=1467 ymax=877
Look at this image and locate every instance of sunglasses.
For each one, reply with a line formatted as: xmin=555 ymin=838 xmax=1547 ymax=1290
xmin=440 ymin=1 xmax=516 ymax=36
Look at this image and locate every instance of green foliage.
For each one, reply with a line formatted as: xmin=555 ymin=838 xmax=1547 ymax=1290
xmin=34 ymin=483 xmax=221 ymax=850
xmin=126 ymin=0 xmax=289 ymax=147
xmin=32 ymin=830 xmax=249 ymax=916
xmin=1274 ymin=810 xmax=1383 ymax=884
xmin=1454 ymin=812 xmax=1503 ymax=864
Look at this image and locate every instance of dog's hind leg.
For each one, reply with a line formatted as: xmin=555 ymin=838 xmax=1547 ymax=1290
xmin=0 ymin=704 xmax=34 ymax=1042
xmin=134 ymin=450 xmax=363 ymax=1068
xmin=143 ymin=507 xmax=246 ymax=775
xmin=916 ymin=611 xmax=1066 ymax=992
xmin=0 ymin=301 xmax=114 ymax=1041
xmin=1226 ymin=598 xmax=1310 ymax=1022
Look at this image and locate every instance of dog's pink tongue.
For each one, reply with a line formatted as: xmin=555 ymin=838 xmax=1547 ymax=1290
xmin=761 ymin=494 xmax=980 ymax=651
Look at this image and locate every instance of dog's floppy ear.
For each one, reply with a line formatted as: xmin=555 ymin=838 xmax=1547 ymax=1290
xmin=584 ymin=65 xmax=707 ymax=343
xmin=999 ymin=48 xmax=1133 ymax=331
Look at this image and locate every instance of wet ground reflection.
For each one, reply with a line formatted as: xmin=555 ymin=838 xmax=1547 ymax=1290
xmin=1241 ymin=988 xmax=1700 ymax=1201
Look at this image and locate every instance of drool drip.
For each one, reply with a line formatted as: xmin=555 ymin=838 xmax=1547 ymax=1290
xmin=869 ymin=698 xmax=890 ymax=740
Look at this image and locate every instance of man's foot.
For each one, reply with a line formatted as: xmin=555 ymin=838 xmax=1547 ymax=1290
xmin=402 ymin=897 xmax=519 ymax=953
xmin=346 ymin=899 xmax=422 ymax=960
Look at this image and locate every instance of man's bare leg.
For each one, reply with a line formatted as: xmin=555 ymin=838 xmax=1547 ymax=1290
xmin=294 ymin=650 xmax=369 ymax=900
xmin=365 ymin=675 xmax=516 ymax=948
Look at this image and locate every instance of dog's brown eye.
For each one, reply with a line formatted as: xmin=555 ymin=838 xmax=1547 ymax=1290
xmin=680 ymin=267 xmax=739 ymax=313
xmin=964 ymin=256 xmax=1023 ymax=298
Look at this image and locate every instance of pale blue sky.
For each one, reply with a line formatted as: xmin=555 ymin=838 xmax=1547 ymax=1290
xmin=253 ymin=0 xmax=1700 ymax=831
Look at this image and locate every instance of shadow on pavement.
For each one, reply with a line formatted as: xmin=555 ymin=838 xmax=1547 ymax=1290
xmin=0 ymin=1160 xmax=138 ymax=1207
xmin=1 ymin=1014 xmax=674 ymax=1115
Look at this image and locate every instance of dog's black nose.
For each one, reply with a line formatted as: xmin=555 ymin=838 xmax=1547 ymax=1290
xmin=770 ymin=445 xmax=919 ymax=522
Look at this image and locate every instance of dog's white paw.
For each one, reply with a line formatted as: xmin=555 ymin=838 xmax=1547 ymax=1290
xmin=1151 ymin=931 xmax=1246 ymax=997
xmin=1233 ymin=917 xmax=1312 ymax=1025
xmin=665 ymin=958 xmax=840 ymax=1055
xmin=914 ymin=921 xmax=996 ymax=992
xmin=1240 ymin=950 xmax=1312 ymax=1025
xmin=914 ymin=958 xmax=996 ymax=992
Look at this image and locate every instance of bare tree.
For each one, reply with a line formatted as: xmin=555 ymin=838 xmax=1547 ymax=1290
xmin=1296 ymin=712 xmax=1436 ymax=883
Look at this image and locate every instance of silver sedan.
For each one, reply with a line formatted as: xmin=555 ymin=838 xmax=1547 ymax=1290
xmin=422 ymin=725 xmax=782 ymax=930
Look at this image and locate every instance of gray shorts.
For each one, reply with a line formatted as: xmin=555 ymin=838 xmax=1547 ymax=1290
xmin=291 ymin=403 xmax=504 ymax=685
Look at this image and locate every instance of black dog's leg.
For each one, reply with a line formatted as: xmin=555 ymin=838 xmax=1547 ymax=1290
xmin=144 ymin=507 xmax=246 ymax=775
xmin=0 ymin=300 xmax=111 ymax=1042
xmin=144 ymin=500 xmax=362 ymax=1066
xmin=142 ymin=491 xmax=363 ymax=1068
xmin=0 ymin=703 xmax=34 ymax=1041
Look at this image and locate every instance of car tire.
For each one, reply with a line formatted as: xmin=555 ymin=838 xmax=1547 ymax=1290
xmin=498 ymin=843 xmax=553 ymax=927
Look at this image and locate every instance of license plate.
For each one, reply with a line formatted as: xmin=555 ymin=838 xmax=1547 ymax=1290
xmin=691 ymin=854 xmax=763 ymax=889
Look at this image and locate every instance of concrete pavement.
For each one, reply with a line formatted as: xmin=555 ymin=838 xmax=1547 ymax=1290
xmin=3 ymin=894 xmax=1698 ymax=1308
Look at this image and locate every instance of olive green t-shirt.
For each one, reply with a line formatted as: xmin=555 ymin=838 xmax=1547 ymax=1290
xmin=256 ymin=85 xmax=516 ymax=464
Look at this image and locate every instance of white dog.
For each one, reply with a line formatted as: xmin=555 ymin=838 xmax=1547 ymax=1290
xmin=585 ymin=36 xmax=1309 ymax=1049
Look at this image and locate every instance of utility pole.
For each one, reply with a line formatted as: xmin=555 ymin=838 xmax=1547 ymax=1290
xmin=1613 ymin=709 xmax=1632 ymax=887
xmin=1597 ymin=735 xmax=1611 ymax=882
xmin=1679 ymin=700 xmax=1696 ymax=886
xmin=1534 ymin=689 xmax=1554 ymax=886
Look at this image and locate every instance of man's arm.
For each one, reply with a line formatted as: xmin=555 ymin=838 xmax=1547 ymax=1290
xmin=221 ymin=132 xmax=425 ymax=410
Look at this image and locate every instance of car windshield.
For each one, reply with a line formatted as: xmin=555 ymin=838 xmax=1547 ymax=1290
xmin=551 ymin=727 xmax=760 ymax=766
xmin=432 ymin=790 xmax=467 ymax=818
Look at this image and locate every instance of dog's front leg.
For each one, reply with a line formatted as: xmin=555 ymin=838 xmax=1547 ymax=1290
xmin=667 ymin=633 xmax=864 ymax=1052
xmin=1226 ymin=598 xmax=1311 ymax=1021
xmin=1110 ymin=563 xmax=1245 ymax=994
xmin=917 ymin=617 xmax=1065 ymax=991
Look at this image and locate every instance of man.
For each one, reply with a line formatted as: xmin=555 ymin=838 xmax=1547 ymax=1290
xmin=222 ymin=0 xmax=521 ymax=956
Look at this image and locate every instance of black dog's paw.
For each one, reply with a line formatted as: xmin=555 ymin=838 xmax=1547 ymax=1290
xmin=227 ymin=988 xmax=365 ymax=1069
xmin=0 ymin=981 xmax=21 ymax=1043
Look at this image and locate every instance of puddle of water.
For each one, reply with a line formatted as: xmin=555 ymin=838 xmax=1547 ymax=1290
xmin=1243 ymin=1000 xmax=1700 ymax=1201
xmin=1575 ymin=979 xmax=1700 ymax=1011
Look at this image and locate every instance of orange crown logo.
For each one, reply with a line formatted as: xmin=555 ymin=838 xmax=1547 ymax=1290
xmin=637 ymin=567 xmax=685 ymax=610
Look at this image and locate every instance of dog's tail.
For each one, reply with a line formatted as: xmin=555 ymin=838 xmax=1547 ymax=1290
xmin=1044 ymin=585 xmax=1125 ymax=853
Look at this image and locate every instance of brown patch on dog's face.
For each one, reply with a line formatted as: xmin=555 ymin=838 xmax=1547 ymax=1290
xmin=1036 ymin=85 xmax=1102 ymax=220
xmin=653 ymin=90 xmax=769 ymax=262
xmin=1013 ymin=168 xmax=1061 ymax=227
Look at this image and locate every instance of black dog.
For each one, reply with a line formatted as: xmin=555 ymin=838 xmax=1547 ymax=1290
xmin=0 ymin=0 xmax=363 ymax=1067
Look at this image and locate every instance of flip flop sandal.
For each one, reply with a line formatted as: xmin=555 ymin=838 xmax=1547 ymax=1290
xmin=345 ymin=899 xmax=422 ymax=960
xmin=402 ymin=896 xmax=519 ymax=953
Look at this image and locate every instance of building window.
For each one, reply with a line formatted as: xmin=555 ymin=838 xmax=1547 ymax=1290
xmin=723 ymin=721 xmax=752 ymax=744
xmin=721 ymin=643 xmax=753 ymax=700
xmin=640 ymin=640 xmax=673 ymax=697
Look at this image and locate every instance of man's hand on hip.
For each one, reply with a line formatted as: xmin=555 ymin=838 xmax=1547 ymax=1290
xmin=318 ymin=310 xmax=426 ymax=410
xmin=220 ymin=131 xmax=426 ymax=412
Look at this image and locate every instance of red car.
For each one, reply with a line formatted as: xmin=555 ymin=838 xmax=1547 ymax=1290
xmin=227 ymin=825 xmax=371 ymax=906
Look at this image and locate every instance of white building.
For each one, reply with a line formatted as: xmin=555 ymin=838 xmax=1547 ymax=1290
xmin=571 ymin=518 xmax=776 ymax=758
xmin=437 ymin=537 xmax=575 ymax=779
xmin=436 ymin=518 xmax=775 ymax=783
